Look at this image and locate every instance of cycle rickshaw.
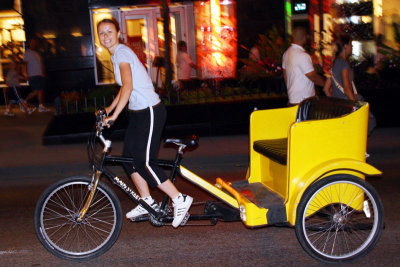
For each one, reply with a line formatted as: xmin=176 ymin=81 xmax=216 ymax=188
xmin=34 ymin=96 xmax=384 ymax=263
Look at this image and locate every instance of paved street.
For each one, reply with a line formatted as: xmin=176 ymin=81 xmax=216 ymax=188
xmin=0 ymin=109 xmax=400 ymax=266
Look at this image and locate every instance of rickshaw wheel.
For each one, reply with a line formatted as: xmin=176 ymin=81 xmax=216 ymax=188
xmin=295 ymin=174 xmax=384 ymax=263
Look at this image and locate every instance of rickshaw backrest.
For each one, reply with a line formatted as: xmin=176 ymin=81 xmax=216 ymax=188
xmin=296 ymin=97 xmax=362 ymax=122
xmin=252 ymin=97 xmax=362 ymax=166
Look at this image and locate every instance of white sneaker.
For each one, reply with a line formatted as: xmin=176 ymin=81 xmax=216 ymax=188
xmin=38 ymin=105 xmax=50 ymax=112
xmin=126 ymin=200 xmax=159 ymax=219
xmin=172 ymin=194 xmax=193 ymax=228
xmin=4 ymin=109 xmax=15 ymax=117
xmin=27 ymin=107 xmax=36 ymax=115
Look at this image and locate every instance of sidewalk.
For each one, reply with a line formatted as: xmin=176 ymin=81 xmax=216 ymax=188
xmin=0 ymin=107 xmax=399 ymax=185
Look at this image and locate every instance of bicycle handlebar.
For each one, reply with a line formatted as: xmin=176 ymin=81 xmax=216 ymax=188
xmin=94 ymin=109 xmax=113 ymax=150
xmin=95 ymin=108 xmax=114 ymax=131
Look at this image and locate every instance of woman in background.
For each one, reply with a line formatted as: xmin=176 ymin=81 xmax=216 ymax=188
xmin=323 ymin=35 xmax=355 ymax=100
xmin=323 ymin=35 xmax=376 ymax=135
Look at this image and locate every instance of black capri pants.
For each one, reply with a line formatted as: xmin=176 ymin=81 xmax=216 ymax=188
xmin=122 ymin=102 xmax=168 ymax=188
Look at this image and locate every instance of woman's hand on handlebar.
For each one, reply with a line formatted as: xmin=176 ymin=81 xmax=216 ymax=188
xmin=103 ymin=116 xmax=115 ymax=128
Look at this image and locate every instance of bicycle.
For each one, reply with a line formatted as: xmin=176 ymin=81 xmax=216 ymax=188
xmin=34 ymin=96 xmax=384 ymax=263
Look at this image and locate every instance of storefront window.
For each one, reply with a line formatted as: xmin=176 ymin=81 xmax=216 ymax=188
xmin=0 ymin=15 xmax=25 ymax=85
xmin=309 ymin=0 xmax=375 ymax=72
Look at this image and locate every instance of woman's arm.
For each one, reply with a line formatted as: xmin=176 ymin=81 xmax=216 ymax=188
xmin=322 ymin=78 xmax=332 ymax=96
xmin=105 ymin=91 xmax=120 ymax=115
xmin=104 ymin=62 xmax=133 ymax=125
xmin=341 ymin=68 xmax=355 ymax=100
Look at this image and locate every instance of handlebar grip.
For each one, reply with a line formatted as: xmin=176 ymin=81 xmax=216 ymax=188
xmin=106 ymin=120 xmax=114 ymax=127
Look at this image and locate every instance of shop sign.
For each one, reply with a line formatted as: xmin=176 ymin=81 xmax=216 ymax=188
xmin=194 ymin=0 xmax=237 ymax=79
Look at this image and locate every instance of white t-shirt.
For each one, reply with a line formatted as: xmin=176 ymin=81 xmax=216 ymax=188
xmin=111 ymin=44 xmax=160 ymax=110
xmin=24 ymin=48 xmax=44 ymax=77
xmin=282 ymin=44 xmax=315 ymax=104
xmin=176 ymin=51 xmax=194 ymax=80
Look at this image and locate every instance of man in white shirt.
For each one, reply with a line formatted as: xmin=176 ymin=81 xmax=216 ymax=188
xmin=282 ymin=27 xmax=325 ymax=105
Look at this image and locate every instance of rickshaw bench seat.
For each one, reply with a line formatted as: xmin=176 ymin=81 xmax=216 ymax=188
xmin=254 ymin=138 xmax=287 ymax=165
xmin=253 ymin=97 xmax=361 ymax=166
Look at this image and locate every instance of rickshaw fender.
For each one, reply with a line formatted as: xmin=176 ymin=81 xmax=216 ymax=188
xmin=286 ymin=159 xmax=382 ymax=225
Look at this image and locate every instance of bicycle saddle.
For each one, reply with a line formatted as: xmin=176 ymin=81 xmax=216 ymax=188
xmin=164 ymin=134 xmax=199 ymax=148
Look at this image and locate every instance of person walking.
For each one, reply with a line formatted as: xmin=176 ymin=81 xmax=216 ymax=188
xmin=282 ymin=27 xmax=325 ymax=105
xmin=323 ymin=35 xmax=376 ymax=135
xmin=3 ymin=60 xmax=35 ymax=116
xmin=23 ymin=38 xmax=50 ymax=112
xmin=97 ymin=18 xmax=192 ymax=228
xmin=322 ymin=35 xmax=355 ymax=100
xmin=176 ymin=40 xmax=196 ymax=94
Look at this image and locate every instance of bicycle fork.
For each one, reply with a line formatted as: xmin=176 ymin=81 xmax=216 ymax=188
xmin=77 ymin=170 xmax=102 ymax=222
xmin=77 ymin=133 xmax=110 ymax=222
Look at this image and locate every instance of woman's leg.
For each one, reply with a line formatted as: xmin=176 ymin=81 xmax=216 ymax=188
xmin=126 ymin=104 xmax=169 ymax=188
xmin=130 ymin=172 xmax=151 ymax=198
xmin=24 ymin=90 xmax=39 ymax=103
xmin=158 ymin=179 xmax=179 ymax=199
xmin=3 ymin=88 xmax=9 ymax=108
xmin=131 ymin=170 xmax=179 ymax=200
xmin=3 ymin=88 xmax=14 ymax=115
xmin=125 ymin=104 xmax=192 ymax=226
xmin=124 ymin=109 xmax=163 ymax=218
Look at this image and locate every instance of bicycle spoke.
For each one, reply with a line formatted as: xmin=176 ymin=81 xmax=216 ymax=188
xmin=298 ymin=178 xmax=382 ymax=261
xmin=38 ymin=179 xmax=120 ymax=257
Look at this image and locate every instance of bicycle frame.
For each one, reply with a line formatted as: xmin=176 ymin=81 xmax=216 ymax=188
xmin=82 ymin=118 xmax=240 ymax=224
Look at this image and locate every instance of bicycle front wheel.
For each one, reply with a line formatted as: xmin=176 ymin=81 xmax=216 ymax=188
xmin=34 ymin=176 xmax=123 ymax=261
xmin=295 ymin=175 xmax=384 ymax=263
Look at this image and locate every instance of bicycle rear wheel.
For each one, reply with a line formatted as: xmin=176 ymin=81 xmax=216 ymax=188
xmin=295 ymin=175 xmax=384 ymax=263
xmin=34 ymin=176 xmax=123 ymax=261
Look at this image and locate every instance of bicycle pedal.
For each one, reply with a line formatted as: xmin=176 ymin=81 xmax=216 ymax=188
xmin=159 ymin=203 xmax=172 ymax=214
xmin=129 ymin=215 xmax=149 ymax=222
xmin=180 ymin=212 xmax=190 ymax=226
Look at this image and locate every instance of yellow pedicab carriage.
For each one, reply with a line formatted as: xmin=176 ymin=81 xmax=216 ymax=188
xmin=215 ymin=96 xmax=384 ymax=263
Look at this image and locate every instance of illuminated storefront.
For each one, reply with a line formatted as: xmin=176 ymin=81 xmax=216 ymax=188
xmin=285 ymin=0 xmax=386 ymax=72
xmin=376 ymin=0 xmax=400 ymax=47
xmin=0 ymin=0 xmax=25 ymax=86
xmin=194 ymin=0 xmax=236 ymax=79
xmin=89 ymin=0 xmax=237 ymax=85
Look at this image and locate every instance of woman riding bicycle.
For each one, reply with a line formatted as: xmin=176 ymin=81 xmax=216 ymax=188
xmin=97 ymin=18 xmax=192 ymax=228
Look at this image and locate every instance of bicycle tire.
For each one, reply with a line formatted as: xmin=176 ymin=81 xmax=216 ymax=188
xmin=295 ymin=174 xmax=384 ymax=263
xmin=34 ymin=176 xmax=123 ymax=261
